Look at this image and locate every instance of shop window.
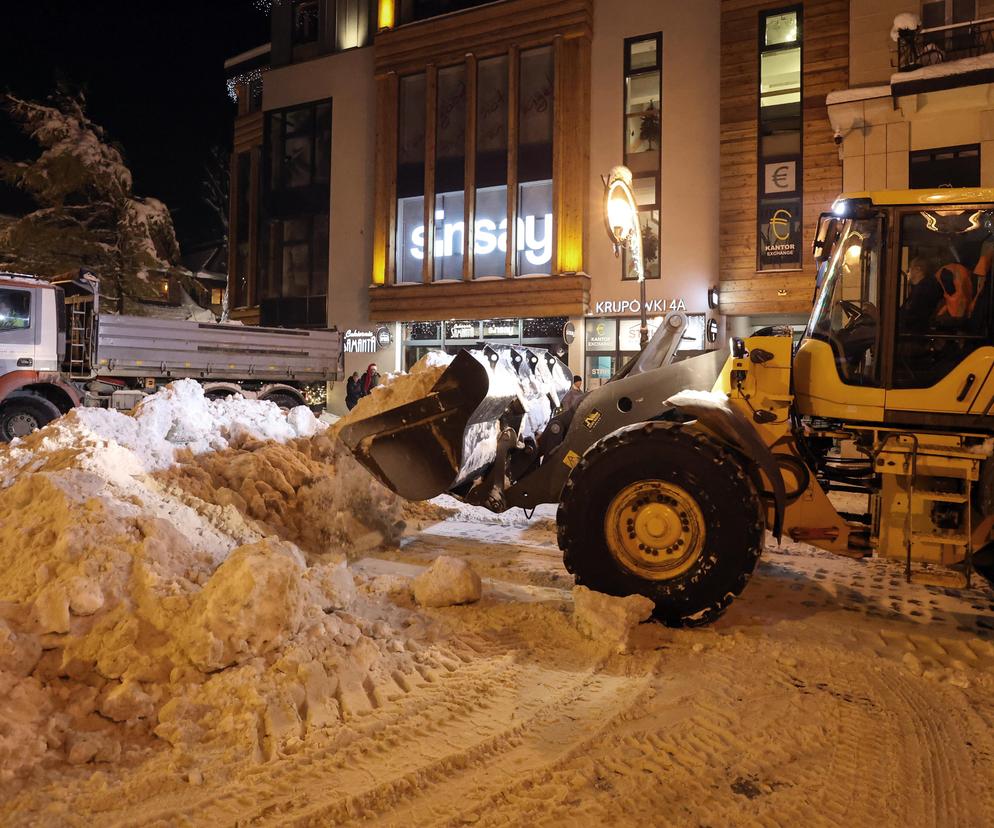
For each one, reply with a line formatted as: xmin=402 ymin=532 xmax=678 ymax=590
xmin=397 ymin=73 xmax=428 ymax=284
xmin=909 ymin=145 xmax=980 ymax=189
xmin=517 ymin=47 xmax=554 ymax=276
xmin=758 ymin=7 xmax=802 ymax=272
xmin=893 ymin=209 xmax=993 ymax=388
xmin=475 ymin=55 xmax=509 ymax=278
xmin=434 ymin=64 xmax=468 ymax=281
xmin=623 ymin=34 xmax=662 ymax=281
xmin=291 ymin=0 xmax=320 ymax=45
xmin=392 ymin=46 xmax=556 ymax=283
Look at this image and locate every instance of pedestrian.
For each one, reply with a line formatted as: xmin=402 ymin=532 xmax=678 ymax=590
xmin=360 ymin=363 xmax=380 ymax=396
xmin=345 ymin=371 xmax=361 ymax=410
xmin=559 ymin=374 xmax=585 ymax=414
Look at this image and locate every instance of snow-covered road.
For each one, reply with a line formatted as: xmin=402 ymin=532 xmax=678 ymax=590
xmin=8 ymin=503 xmax=994 ymax=827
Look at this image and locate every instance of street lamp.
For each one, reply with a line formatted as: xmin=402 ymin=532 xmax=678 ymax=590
xmin=603 ymin=165 xmax=648 ymax=349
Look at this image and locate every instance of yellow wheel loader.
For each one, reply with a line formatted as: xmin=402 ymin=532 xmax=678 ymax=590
xmin=343 ymin=188 xmax=994 ymax=625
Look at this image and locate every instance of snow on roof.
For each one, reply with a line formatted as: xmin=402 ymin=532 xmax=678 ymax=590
xmin=828 ymin=52 xmax=994 ymax=106
xmin=825 ymin=85 xmax=891 ymax=106
xmin=891 ymin=50 xmax=994 ymax=84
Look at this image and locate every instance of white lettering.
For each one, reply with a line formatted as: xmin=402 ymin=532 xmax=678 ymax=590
xmin=524 ymin=214 xmax=553 ymax=267
xmin=410 ymin=213 xmax=551 ymax=263
xmin=592 ymin=298 xmax=690 ymax=315
xmin=475 ymin=219 xmax=497 ymax=254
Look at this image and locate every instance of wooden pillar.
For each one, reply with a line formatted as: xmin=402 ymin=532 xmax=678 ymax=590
xmin=553 ymin=34 xmax=590 ymax=275
xmin=372 ymin=71 xmax=398 ymax=285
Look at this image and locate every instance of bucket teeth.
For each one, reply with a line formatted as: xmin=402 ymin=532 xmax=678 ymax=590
xmin=339 ymin=345 xmax=571 ymax=501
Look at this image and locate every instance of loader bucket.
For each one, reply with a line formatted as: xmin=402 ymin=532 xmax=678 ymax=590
xmin=339 ymin=346 xmax=570 ymax=500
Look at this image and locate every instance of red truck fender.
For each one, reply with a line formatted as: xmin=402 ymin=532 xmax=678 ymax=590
xmin=0 ymin=371 xmax=81 ymax=413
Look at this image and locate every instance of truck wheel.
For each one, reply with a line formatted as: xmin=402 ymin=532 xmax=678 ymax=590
xmin=0 ymin=392 xmax=62 ymax=441
xmin=558 ymin=423 xmax=764 ymax=627
xmin=261 ymin=391 xmax=302 ymax=410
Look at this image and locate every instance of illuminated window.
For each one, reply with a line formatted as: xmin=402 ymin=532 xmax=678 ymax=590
xmin=622 ymin=33 xmax=661 ymax=281
xmin=758 ymin=7 xmax=802 ymax=272
xmin=396 ymin=73 xmax=427 ymax=284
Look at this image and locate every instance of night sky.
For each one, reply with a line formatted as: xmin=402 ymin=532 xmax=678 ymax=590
xmin=0 ymin=0 xmax=270 ymax=248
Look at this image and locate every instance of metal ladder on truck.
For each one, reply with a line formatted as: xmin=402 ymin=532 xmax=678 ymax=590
xmin=65 ymin=295 xmax=93 ymax=378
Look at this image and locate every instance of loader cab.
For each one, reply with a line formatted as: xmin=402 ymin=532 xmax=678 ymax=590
xmin=794 ymin=189 xmax=994 ymax=427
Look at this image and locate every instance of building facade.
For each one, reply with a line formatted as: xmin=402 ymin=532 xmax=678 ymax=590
xmin=225 ymin=0 xmax=723 ymax=411
xmin=830 ymin=0 xmax=994 ymax=196
xmin=719 ymin=0 xmax=849 ymax=335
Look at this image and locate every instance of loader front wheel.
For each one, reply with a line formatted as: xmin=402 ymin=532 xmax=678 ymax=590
xmin=558 ymin=423 xmax=764 ymax=627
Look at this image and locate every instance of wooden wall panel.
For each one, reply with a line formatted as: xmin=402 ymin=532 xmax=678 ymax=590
xmin=719 ymin=0 xmax=848 ymax=317
xmin=375 ymin=0 xmax=592 ymax=76
xmin=553 ymin=34 xmax=590 ymax=274
xmin=368 ymin=273 xmax=590 ymax=321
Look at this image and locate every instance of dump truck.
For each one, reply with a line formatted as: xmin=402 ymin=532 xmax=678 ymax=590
xmin=341 ymin=188 xmax=994 ymax=625
xmin=0 ymin=271 xmax=341 ymax=440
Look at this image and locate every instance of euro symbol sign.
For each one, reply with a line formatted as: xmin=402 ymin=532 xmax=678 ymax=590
xmin=770 ymin=209 xmax=791 ymax=242
xmin=772 ymin=165 xmax=790 ymax=190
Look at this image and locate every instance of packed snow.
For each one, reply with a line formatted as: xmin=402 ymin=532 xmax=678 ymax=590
xmin=3 ymin=365 xmax=994 ymax=827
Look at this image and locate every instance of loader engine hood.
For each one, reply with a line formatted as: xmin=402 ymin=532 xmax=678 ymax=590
xmin=338 ymin=346 xmax=571 ymax=501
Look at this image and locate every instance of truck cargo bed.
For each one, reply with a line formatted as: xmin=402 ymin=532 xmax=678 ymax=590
xmin=95 ymin=315 xmax=340 ymax=382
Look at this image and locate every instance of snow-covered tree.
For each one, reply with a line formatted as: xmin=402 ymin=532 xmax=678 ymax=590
xmin=0 ymin=91 xmax=185 ymax=312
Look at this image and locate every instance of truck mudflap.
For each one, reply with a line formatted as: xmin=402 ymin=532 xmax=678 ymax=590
xmin=339 ymin=345 xmax=571 ymax=501
xmin=665 ymin=389 xmax=786 ymax=540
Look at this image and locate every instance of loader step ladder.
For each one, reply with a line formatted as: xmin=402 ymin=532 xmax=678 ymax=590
xmin=893 ymin=433 xmax=973 ymax=589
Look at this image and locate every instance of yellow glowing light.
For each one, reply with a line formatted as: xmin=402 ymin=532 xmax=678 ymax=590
xmin=378 ymin=0 xmax=395 ymax=30
xmin=844 ymin=243 xmax=862 ymax=264
xmin=372 ymin=248 xmax=386 ymax=285
xmin=606 ymin=181 xmax=637 ymax=244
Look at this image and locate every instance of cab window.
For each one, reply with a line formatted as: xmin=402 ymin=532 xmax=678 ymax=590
xmin=894 ymin=210 xmax=993 ymax=389
xmin=0 ymin=288 xmax=30 ymax=332
xmin=807 ymin=216 xmax=883 ymax=386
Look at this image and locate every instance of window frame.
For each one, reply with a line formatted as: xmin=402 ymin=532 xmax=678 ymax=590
xmin=889 ymin=203 xmax=994 ymax=389
xmin=291 ymin=0 xmax=320 ymax=46
xmin=757 ymin=5 xmax=803 ymax=274
xmin=621 ymin=31 xmax=663 ymax=282
xmin=908 ymin=143 xmax=981 ymax=189
xmin=0 ymin=287 xmax=31 ymax=337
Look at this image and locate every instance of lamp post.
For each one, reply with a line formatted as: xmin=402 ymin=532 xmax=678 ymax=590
xmin=603 ymin=165 xmax=648 ymax=349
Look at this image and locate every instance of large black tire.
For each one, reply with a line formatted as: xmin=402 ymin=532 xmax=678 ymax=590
xmin=0 ymin=392 xmax=62 ymax=442
xmin=260 ymin=391 xmax=303 ymax=410
xmin=558 ymin=423 xmax=765 ymax=627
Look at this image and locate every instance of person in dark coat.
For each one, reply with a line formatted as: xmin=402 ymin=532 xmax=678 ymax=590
xmin=345 ymin=371 xmax=361 ymax=410
xmin=558 ymin=375 xmax=585 ymax=414
xmin=360 ymin=363 xmax=380 ymax=396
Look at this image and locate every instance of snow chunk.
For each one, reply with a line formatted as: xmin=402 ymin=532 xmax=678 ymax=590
xmin=412 ymin=556 xmax=482 ymax=608
xmin=572 ymin=586 xmax=655 ymax=653
xmin=891 ymin=13 xmax=921 ymax=41
xmin=181 ymin=540 xmax=306 ymax=672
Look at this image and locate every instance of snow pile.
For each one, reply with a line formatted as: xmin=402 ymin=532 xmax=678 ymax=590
xmin=572 ymin=586 xmax=655 ymax=653
xmin=0 ymin=381 xmax=418 ymax=779
xmin=413 ymin=557 xmax=482 ymax=608
xmin=330 ymin=352 xmax=452 ymax=437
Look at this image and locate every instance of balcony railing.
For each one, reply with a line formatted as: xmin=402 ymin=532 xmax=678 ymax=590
xmin=897 ymin=17 xmax=994 ymax=72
